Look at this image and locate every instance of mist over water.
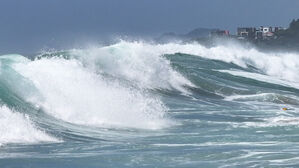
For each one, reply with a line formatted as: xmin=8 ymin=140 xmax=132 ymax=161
xmin=1 ymin=40 xmax=299 ymax=167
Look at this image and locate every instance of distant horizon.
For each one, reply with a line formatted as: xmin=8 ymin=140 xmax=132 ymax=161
xmin=0 ymin=0 xmax=298 ymax=54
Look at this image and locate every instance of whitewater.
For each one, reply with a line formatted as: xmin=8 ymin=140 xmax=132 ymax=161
xmin=1 ymin=41 xmax=299 ymax=167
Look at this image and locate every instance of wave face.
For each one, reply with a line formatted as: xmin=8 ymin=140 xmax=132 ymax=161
xmin=1 ymin=41 xmax=299 ymax=167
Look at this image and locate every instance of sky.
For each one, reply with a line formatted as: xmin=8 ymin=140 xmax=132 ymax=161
xmin=0 ymin=0 xmax=299 ymax=54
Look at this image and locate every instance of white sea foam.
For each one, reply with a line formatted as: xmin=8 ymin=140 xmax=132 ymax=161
xmin=71 ymin=41 xmax=299 ymax=85
xmin=9 ymin=41 xmax=299 ymax=130
xmin=70 ymin=41 xmax=195 ymax=93
xmin=225 ymin=93 xmax=299 ymax=105
xmin=153 ymin=141 xmax=277 ymax=147
xmin=0 ymin=105 xmax=58 ymax=145
xmin=13 ymin=57 xmax=170 ymax=129
xmin=243 ymin=116 xmax=299 ymax=127
xmin=225 ymin=93 xmax=273 ymax=101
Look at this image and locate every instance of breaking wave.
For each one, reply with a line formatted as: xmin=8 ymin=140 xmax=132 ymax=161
xmin=0 ymin=105 xmax=57 ymax=145
xmin=83 ymin=41 xmax=299 ymax=83
xmin=1 ymin=40 xmax=299 ymax=145
xmin=13 ymin=57 xmax=170 ymax=129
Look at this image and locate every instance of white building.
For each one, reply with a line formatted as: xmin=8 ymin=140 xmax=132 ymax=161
xmin=256 ymin=26 xmax=275 ymax=39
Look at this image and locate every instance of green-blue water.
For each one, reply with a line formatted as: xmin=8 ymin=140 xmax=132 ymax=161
xmin=1 ymin=41 xmax=299 ymax=167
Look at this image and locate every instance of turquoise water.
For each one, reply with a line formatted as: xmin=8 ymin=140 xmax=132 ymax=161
xmin=1 ymin=41 xmax=299 ymax=167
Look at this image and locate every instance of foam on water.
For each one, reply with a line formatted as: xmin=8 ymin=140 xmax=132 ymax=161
xmin=1 ymin=40 xmax=299 ymax=167
xmin=7 ymin=41 xmax=299 ymax=131
xmin=13 ymin=57 xmax=170 ymax=129
xmin=70 ymin=41 xmax=195 ymax=93
xmin=0 ymin=105 xmax=58 ymax=145
xmin=243 ymin=116 xmax=299 ymax=128
xmin=73 ymin=41 xmax=299 ymax=84
xmin=225 ymin=93 xmax=299 ymax=105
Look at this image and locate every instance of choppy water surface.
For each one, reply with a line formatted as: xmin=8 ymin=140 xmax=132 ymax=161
xmin=1 ymin=41 xmax=299 ymax=167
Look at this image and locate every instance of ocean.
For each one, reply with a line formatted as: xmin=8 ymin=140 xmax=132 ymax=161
xmin=1 ymin=41 xmax=299 ymax=167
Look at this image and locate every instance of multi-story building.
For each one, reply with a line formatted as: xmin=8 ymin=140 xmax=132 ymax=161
xmin=237 ymin=26 xmax=284 ymax=40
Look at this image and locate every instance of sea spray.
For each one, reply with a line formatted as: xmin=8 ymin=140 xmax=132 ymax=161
xmin=13 ymin=57 xmax=171 ymax=129
xmin=1 ymin=41 xmax=299 ymax=167
xmin=68 ymin=41 xmax=299 ymax=83
xmin=70 ymin=41 xmax=195 ymax=93
xmin=0 ymin=105 xmax=57 ymax=145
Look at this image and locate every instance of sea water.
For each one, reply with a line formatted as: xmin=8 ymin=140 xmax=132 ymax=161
xmin=1 ymin=41 xmax=299 ymax=167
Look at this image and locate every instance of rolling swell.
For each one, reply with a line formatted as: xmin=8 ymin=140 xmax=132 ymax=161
xmin=1 ymin=41 xmax=299 ymax=149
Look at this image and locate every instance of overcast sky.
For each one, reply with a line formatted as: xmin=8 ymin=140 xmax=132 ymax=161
xmin=0 ymin=0 xmax=299 ymax=54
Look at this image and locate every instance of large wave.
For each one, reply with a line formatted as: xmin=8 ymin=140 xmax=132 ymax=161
xmin=74 ymin=41 xmax=299 ymax=83
xmin=69 ymin=41 xmax=195 ymax=92
xmin=1 ymin=40 xmax=299 ymax=145
xmin=9 ymin=56 xmax=169 ymax=130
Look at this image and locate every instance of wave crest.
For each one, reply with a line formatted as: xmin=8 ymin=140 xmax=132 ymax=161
xmin=13 ymin=57 xmax=171 ymax=129
xmin=0 ymin=105 xmax=58 ymax=145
